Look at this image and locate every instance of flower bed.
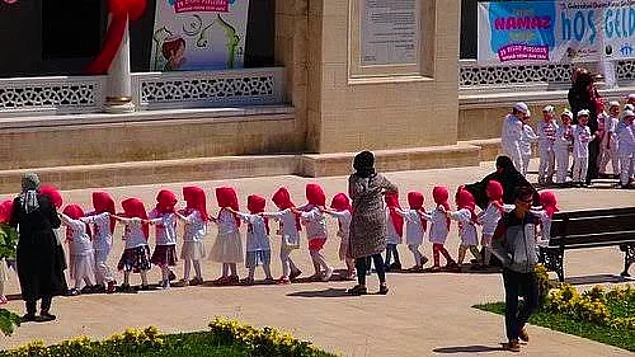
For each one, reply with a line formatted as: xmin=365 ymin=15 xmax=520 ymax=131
xmin=1 ymin=319 xmax=337 ymax=357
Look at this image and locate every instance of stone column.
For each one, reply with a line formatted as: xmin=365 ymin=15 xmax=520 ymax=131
xmin=105 ymin=15 xmax=136 ymax=114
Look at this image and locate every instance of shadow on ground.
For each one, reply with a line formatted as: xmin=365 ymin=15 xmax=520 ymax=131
xmin=433 ymin=345 xmax=506 ymax=354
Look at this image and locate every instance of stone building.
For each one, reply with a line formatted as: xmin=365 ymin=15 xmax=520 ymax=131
xmin=0 ymin=0 xmax=633 ymax=193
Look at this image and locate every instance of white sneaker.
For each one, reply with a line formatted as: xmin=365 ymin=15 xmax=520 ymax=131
xmin=322 ymin=267 xmax=334 ymax=281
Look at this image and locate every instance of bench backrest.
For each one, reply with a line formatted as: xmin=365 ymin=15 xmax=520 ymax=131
xmin=549 ymin=207 xmax=635 ymax=248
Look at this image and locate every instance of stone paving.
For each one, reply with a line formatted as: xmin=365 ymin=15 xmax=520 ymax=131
xmin=1 ymin=159 xmax=634 ymax=356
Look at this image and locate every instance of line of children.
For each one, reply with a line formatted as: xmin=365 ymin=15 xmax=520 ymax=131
xmin=84 ymin=192 xmax=117 ymax=293
xmin=296 ymin=184 xmax=333 ymax=281
xmin=323 ymin=193 xmax=354 ymax=280
xmin=175 ymin=186 xmax=207 ymax=286
xmin=421 ymin=186 xmax=456 ymax=272
xmin=395 ymin=192 xmax=429 ymax=271
xmin=264 ymin=187 xmax=302 ymax=284
xmin=448 ymin=189 xmax=482 ymax=271
xmin=59 ymin=205 xmax=97 ymax=296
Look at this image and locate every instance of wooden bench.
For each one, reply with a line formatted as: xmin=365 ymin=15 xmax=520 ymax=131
xmin=538 ymin=207 xmax=635 ymax=282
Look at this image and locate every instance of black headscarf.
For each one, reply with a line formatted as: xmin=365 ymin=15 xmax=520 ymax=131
xmin=353 ymin=151 xmax=376 ymax=178
xmin=463 ymin=156 xmax=540 ymax=209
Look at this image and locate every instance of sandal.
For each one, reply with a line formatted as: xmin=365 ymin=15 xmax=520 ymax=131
xmin=347 ymin=285 xmax=368 ymax=296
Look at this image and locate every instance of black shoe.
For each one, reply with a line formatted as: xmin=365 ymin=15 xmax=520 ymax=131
xmin=68 ymin=288 xmax=81 ymax=296
xmin=119 ymin=284 xmax=137 ymax=293
xmin=389 ymin=262 xmax=402 ymax=271
xmin=22 ymin=313 xmax=37 ymax=322
xmin=37 ymin=312 xmax=56 ymax=322
xmin=621 ymin=271 xmax=632 ymax=278
xmin=140 ymin=284 xmax=150 ymax=291
xmin=168 ymin=270 xmax=177 ymax=281
xmin=80 ymin=285 xmax=95 ymax=294
xmin=378 ymin=285 xmax=390 ymax=295
xmin=347 ymin=285 xmax=368 ymax=296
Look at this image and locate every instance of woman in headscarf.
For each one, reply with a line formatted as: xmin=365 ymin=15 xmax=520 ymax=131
xmin=463 ymin=156 xmax=540 ymax=210
xmin=9 ymin=173 xmax=65 ymax=322
xmin=347 ymin=151 xmax=398 ymax=295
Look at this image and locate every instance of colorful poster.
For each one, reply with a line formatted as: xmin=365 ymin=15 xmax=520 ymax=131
xmin=478 ymin=0 xmax=635 ymax=65
xmin=151 ymin=0 xmax=250 ymax=71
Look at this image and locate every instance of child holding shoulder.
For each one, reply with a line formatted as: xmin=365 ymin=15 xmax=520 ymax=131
xmin=448 ymin=188 xmax=482 ymax=271
xmin=421 ymin=186 xmax=456 ymax=271
xmin=571 ymin=110 xmax=596 ymax=186
xmin=83 ymin=191 xmax=117 ymax=293
xmin=210 ymin=187 xmax=243 ymax=285
xmin=477 ymin=181 xmax=505 ymax=267
xmin=537 ymin=105 xmax=559 ymax=185
xmin=322 ymin=193 xmax=354 ymax=280
xmin=148 ymin=190 xmax=179 ymax=289
xmin=59 ymin=204 xmax=97 ymax=296
xmin=175 ymin=186 xmax=208 ymax=286
xmin=395 ymin=192 xmax=429 ymax=271
xmin=262 ymin=187 xmax=302 ymax=284
xmin=384 ymin=192 xmax=404 ymax=271
xmin=112 ymin=198 xmax=152 ymax=292
xmin=296 ymin=184 xmax=333 ymax=282
xmin=554 ymin=109 xmax=574 ymax=185
xmin=531 ymin=191 xmax=559 ymax=246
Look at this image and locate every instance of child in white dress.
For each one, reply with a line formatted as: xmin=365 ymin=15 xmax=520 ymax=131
xmin=297 ymin=184 xmax=333 ymax=281
xmin=210 ymin=187 xmax=243 ymax=285
xmin=384 ymin=191 xmax=404 ymax=271
xmin=59 ymin=204 xmax=97 ymax=296
xmin=175 ymin=186 xmax=208 ymax=286
xmin=520 ymin=113 xmax=539 ymax=177
xmin=477 ymin=180 xmax=504 ymax=267
xmin=531 ymin=191 xmax=559 ymax=246
xmin=112 ymin=198 xmax=152 ymax=292
xmin=572 ymin=110 xmax=596 ymax=186
xmin=448 ymin=189 xmax=482 ymax=270
xmin=396 ymin=192 xmax=429 ymax=271
xmin=232 ymin=195 xmax=273 ymax=284
xmin=554 ymin=110 xmax=574 ymax=185
xmin=421 ymin=186 xmax=456 ymax=271
xmin=263 ymin=187 xmax=302 ymax=284
xmin=323 ymin=193 xmax=354 ymax=280
xmin=83 ymin=191 xmax=117 ymax=293
xmin=598 ymin=102 xmax=620 ymax=177
xmin=617 ymin=110 xmax=635 ymax=188
xmin=537 ymin=105 xmax=559 ymax=185
xmin=148 ymin=189 xmax=178 ymax=289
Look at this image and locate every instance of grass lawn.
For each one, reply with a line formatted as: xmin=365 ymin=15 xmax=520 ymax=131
xmin=474 ymin=302 xmax=635 ymax=352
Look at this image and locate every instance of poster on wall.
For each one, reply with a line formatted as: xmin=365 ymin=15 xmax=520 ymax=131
xmin=361 ymin=0 xmax=420 ymax=66
xmin=478 ymin=0 xmax=635 ymax=65
xmin=151 ymin=0 xmax=250 ymax=71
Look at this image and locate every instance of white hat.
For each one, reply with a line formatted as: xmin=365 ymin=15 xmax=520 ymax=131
xmin=542 ymin=105 xmax=555 ymax=113
xmin=609 ymin=101 xmax=620 ymax=108
xmin=624 ymin=110 xmax=635 ymax=118
xmin=625 ymin=104 xmax=635 ymax=111
xmin=561 ymin=109 xmax=573 ymax=119
xmin=628 ymin=94 xmax=635 ymax=100
xmin=526 ymin=109 xmax=532 ymax=117
xmin=577 ymin=109 xmax=590 ymax=117
xmin=513 ymin=102 xmax=529 ymax=114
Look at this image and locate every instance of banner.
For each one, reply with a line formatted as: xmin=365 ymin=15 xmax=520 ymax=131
xmin=151 ymin=0 xmax=250 ymax=71
xmin=478 ymin=0 xmax=635 ymax=64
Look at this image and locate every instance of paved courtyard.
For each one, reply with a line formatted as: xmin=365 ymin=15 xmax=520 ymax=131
xmin=1 ymin=159 xmax=634 ymax=356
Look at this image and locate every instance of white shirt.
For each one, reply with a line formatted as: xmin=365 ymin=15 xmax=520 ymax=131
xmin=263 ymin=209 xmax=300 ymax=248
xmin=501 ymin=114 xmax=523 ymax=152
xmin=450 ymin=208 xmax=479 ymax=246
xmin=478 ymin=202 xmax=502 ymax=237
xmin=520 ymin=124 xmax=538 ymax=156
xmin=149 ymin=209 xmax=177 ymax=246
xmin=530 ymin=209 xmax=552 ymax=244
xmin=81 ymin=212 xmax=112 ymax=252
xmin=238 ymin=213 xmax=271 ymax=252
xmin=421 ymin=205 xmax=449 ymax=244
xmin=122 ymin=218 xmax=148 ymax=249
xmin=327 ymin=210 xmax=352 ymax=243
xmin=215 ymin=209 xmax=239 ymax=236
xmin=397 ymin=209 xmax=425 ymax=246
xmin=537 ymin=119 xmax=559 ymax=152
xmin=61 ymin=215 xmax=93 ymax=256
xmin=180 ymin=210 xmax=207 ymax=243
xmin=599 ymin=116 xmax=619 ymax=149
xmin=617 ymin=121 xmax=635 ymax=156
xmin=386 ymin=209 xmax=402 ymax=245
xmin=572 ymin=125 xmax=595 ymax=159
xmin=554 ymin=124 xmax=573 ymax=150
xmin=299 ymin=204 xmax=328 ymax=240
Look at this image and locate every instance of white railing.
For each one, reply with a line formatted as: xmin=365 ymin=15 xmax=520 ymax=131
xmin=0 ymin=67 xmax=285 ymax=116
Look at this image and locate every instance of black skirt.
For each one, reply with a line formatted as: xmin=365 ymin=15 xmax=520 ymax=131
xmin=17 ymin=230 xmax=67 ymax=300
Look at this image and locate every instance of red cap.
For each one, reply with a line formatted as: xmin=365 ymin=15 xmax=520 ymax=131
xmin=407 ymin=191 xmax=424 ymax=210
xmin=215 ymin=187 xmax=239 ymax=210
xmin=306 ymin=184 xmax=326 ymax=207
xmin=63 ymin=204 xmax=85 ymax=220
xmin=486 ymin=180 xmax=504 ymax=202
xmin=247 ymin=195 xmax=266 ymax=214
xmin=39 ymin=185 xmax=63 ymax=208
xmin=330 ymin=193 xmax=352 ymax=212
xmin=456 ymin=189 xmax=476 ymax=211
xmin=540 ymin=191 xmax=560 ymax=219
xmin=0 ymin=199 xmax=14 ymax=224
xmin=121 ymin=197 xmax=149 ymax=239
xmin=183 ymin=186 xmax=208 ymax=222
xmin=92 ymin=191 xmax=115 ymax=214
xmin=156 ymin=189 xmax=178 ymax=214
xmin=272 ymin=187 xmax=295 ymax=210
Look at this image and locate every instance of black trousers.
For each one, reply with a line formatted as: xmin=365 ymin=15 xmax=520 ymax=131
xmin=586 ymin=139 xmax=600 ymax=184
xmin=356 ymin=254 xmax=386 ymax=286
xmin=503 ymin=269 xmax=539 ymax=341
xmin=26 ymin=296 xmax=53 ymax=315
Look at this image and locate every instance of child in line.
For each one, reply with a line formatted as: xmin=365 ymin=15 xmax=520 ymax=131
xmin=175 ymin=186 xmax=208 ymax=286
xmin=520 ymin=111 xmax=538 ymax=177
xmin=0 ymin=199 xmax=16 ymax=305
xmin=263 ymin=187 xmax=302 ymax=284
xmin=396 ymin=192 xmax=429 ymax=271
xmin=598 ymin=102 xmax=620 ymax=178
xmin=210 ymin=187 xmax=243 ymax=285
xmin=448 ymin=189 xmax=482 ymax=270
xmin=59 ymin=204 xmax=97 ymax=296
xmin=532 ymin=191 xmax=559 ymax=246
xmin=478 ymin=181 xmax=505 ymax=267
xmin=148 ymin=190 xmax=179 ymax=289
xmin=421 ymin=186 xmax=456 ymax=271
xmin=297 ymin=184 xmax=333 ymax=281
xmin=384 ymin=192 xmax=404 ymax=271
xmin=113 ymin=198 xmax=152 ymax=292
xmin=83 ymin=191 xmax=117 ymax=293
xmin=537 ymin=105 xmax=559 ymax=185
xmin=554 ymin=110 xmax=574 ymax=185
xmin=231 ymin=195 xmax=274 ymax=284
xmin=572 ymin=110 xmax=596 ymax=186
xmin=323 ymin=193 xmax=354 ymax=280
xmin=617 ymin=110 xmax=635 ymax=188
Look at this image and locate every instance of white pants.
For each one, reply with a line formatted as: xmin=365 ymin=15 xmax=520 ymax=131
xmin=554 ymin=148 xmax=570 ymax=184
xmin=94 ymin=249 xmax=115 ymax=285
xmin=572 ymin=156 xmax=588 ymax=183
xmin=280 ymin=247 xmax=299 ymax=279
xmin=620 ymin=154 xmax=634 ymax=186
xmin=599 ymin=145 xmax=619 ymax=175
xmin=503 ymin=145 xmax=524 ymax=174
xmin=520 ymin=154 xmax=531 ymax=177
xmin=538 ymin=148 xmax=555 ymax=182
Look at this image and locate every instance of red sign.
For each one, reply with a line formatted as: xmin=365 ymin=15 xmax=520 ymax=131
xmin=175 ymin=0 xmax=228 ymax=13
